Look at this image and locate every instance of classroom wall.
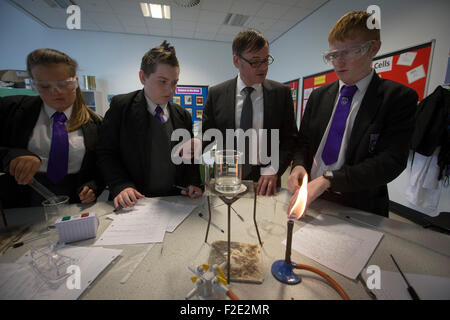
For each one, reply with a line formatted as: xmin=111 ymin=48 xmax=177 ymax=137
xmin=0 ymin=0 xmax=235 ymax=98
xmin=269 ymin=0 xmax=450 ymax=216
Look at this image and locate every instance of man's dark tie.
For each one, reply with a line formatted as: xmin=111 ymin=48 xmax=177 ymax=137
xmin=321 ymin=85 xmax=358 ymax=165
xmin=240 ymin=86 xmax=255 ymax=179
xmin=155 ymin=105 xmax=165 ymax=123
xmin=47 ymin=112 xmax=69 ymax=183
xmin=240 ymin=87 xmax=254 ymax=131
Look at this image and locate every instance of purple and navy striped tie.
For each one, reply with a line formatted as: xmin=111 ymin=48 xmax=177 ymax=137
xmin=47 ymin=112 xmax=69 ymax=183
xmin=321 ymin=85 xmax=358 ymax=165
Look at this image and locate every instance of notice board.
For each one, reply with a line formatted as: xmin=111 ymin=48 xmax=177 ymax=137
xmin=300 ymin=41 xmax=434 ymax=120
xmin=171 ymin=85 xmax=208 ymax=122
xmin=283 ymin=78 xmax=300 ymax=121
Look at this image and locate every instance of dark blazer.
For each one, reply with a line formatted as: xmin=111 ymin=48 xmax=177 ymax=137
xmin=96 ymin=89 xmax=201 ymax=199
xmin=0 ymin=95 xmax=104 ymax=208
xmin=293 ymin=73 xmax=418 ymax=216
xmin=202 ymin=77 xmax=299 ymax=180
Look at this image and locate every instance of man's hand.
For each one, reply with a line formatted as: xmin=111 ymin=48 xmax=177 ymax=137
xmin=9 ymin=155 xmax=41 ymax=185
xmin=181 ymin=185 xmax=203 ymax=199
xmin=287 ymin=176 xmax=331 ymax=215
xmin=256 ymin=174 xmax=278 ymax=196
xmin=287 ymin=165 xmax=307 ymax=194
xmin=79 ymin=186 xmax=97 ymax=204
xmin=173 ymin=138 xmax=202 ymax=162
xmin=114 ymin=187 xmax=145 ymax=209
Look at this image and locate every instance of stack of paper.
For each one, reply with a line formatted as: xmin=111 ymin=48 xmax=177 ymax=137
xmin=94 ymin=198 xmax=197 ymax=246
xmin=283 ymin=214 xmax=384 ymax=279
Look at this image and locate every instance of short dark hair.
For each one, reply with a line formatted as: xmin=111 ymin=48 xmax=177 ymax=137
xmin=141 ymin=40 xmax=179 ymax=76
xmin=232 ymin=28 xmax=268 ymax=56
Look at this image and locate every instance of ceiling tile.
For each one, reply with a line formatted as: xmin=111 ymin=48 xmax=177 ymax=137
xmin=217 ymin=25 xmax=242 ymax=36
xmin=171 ymin=6 xmax=200 ymax=21
xmin=271 ymin=19 xmax=298 ymax=32
xmin=118 ymin=15 xmax=147 ymax=27
xmin=200 ymin=0 xmax=233 ymax=13
xmin=214 ymin=33 xmax=235 ymax=42
xmin=172 ymin=20 xmax=197 ymax=31
xmin=229 ymin=0 xmax=265 ymax=16
xmin=196 ymin=23 xmax=220 ymax=34
xmin=148 ymin=28 xmax=172 ymax=37
xmin=197 ymin=10 xmax=228 ymax=24
xmin=246 ymin=16 xmax=277 ymax=31
xmin=267 ymin=0 xmax=298 ymax=5
xmin=76 ymin=0 xmax=113 ymax=13
xmin=145 ymin=18 xmax=171 ymax=29
xmin=86 ymin=11 xmax=122 ymax=26
xmin=98 ymin=23 xmax=126 ymax=33
xmin=107 ymin=0 xmax=142 ymax=16
xmin=281 ymin=6 xmax=313 ymax=21
xmin=256 ymin=3 xmax=291 ymax=20
xmin=296 ymin=0 xmax=328 ymax=9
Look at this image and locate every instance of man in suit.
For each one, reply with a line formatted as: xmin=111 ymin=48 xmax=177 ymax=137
xmin=287 ymin=11 xmax=418 ymax=217
xmin=97 ymin=41 xmax=202 ymax=209
xmin=202 ymin=28 xmax=299 ymax=196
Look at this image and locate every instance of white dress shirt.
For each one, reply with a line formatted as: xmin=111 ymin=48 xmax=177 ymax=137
xmin=235 ymin=73 xmax=276 ymax=175
xmin=27 ymin=103 xmax=86 ymax=174
xmin=145 ymin=94 xmax=170 ymax=122
xmin=310 ymin=70 xmax=374 ymax=180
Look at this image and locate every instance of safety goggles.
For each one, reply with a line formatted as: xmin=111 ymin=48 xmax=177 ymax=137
xmin=31 ymin=77 xmax=78 ymax=93
xmin=322 ymin=40 xmax=375 ymax=64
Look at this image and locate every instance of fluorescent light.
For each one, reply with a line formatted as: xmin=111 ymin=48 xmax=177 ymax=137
xmin=150 ymin=4 xmax=163 ymax=19
xmin=163 ymin=5 xmax=171 ymax=19
xmin=141 ymin=3 xmax=171 ymax=19
xmin=140 ymin=3 xmax=150 ymax=17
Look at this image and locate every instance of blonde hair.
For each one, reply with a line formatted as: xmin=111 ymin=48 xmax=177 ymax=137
xmin=328 ymin=11 xmax=380 ymax=43
xmin=26 ymin=48 xmax=100 ymax=132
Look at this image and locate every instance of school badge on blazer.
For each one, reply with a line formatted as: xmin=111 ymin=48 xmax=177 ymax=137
xmin=369 ymin=134 xmax=380 ymax=153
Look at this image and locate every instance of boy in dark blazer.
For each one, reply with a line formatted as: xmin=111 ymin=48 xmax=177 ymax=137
xmin=288 ymin=11 xmax=418 ymax=217
xmin=202 ymin=29 xmax=299 ymax=196
xmin=97 ymin=41 xmax=202 ymax=210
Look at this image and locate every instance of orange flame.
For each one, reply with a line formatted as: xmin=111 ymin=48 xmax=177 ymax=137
xmin=288 ymin=174 xmax=308 ymax=220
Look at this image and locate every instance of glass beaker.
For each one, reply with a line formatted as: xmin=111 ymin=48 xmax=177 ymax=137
xmin=214 ymin=150 xmax=242 ymax=193
xmin=41 ymin=195 xmax=70 ymax=228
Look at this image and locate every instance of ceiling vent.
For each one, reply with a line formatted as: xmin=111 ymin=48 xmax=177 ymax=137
xmin=173 ymin=0 xmax=200 ymax=8
xmin=223 ymin=13 xmax=250 ymax=27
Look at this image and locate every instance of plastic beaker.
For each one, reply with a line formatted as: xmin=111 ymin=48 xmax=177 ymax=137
xmin=42 ymin=195 xmax=70 ymax=228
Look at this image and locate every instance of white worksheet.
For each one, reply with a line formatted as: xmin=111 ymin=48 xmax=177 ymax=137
xmin=283 ymin=214 xmax=383 ymax=279
xmin=0 ymin=245 xmax=121 ymax=300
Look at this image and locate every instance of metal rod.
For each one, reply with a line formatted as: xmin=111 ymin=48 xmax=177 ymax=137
xmin=253 ymin=188 xmax=263 ymax=246
xmin=227 ymin=202 xmax=231 ymax=283
xmin=285 ymin=219 xmax=294 ymax=264
xmin=204 ymin=196 xmax=212 ymax=243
